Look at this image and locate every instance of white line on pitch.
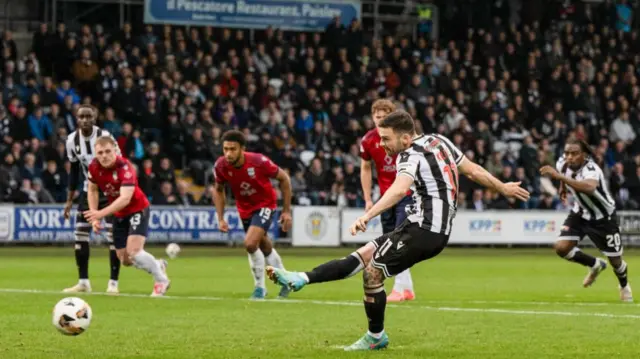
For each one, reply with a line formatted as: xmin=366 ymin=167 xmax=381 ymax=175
xmin=0 ymin=288 xmax=639 ymax=320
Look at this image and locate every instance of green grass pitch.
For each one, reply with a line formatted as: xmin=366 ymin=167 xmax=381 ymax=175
xmin=0 ymin=246 xmax=639 ymax=359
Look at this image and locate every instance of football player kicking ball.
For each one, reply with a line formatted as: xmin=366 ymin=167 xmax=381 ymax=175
xmin=213 ymin=130 xmax=293 ymax=300
xmin=83 ymin=136 xmax=171 ymax=297
xmin=361 ymin=99 xmax=416 ymax=302
xmin=268 ymin=111 xmax=529 ymax=350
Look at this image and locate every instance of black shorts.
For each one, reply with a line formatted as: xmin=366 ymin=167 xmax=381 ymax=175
xmin=112 ymin=208 xmax=151 ymax=249
xmin=241 ymin=208 xmax=276 ymax=232
xmin=371 ymin=220 xmax=449 ymax=278
xmin=559 ymin=213 xmax=623 ymax=257
xmin=76 ymin=191 xmax=113 ymax=227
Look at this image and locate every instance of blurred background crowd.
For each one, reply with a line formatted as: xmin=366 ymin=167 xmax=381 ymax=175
xmin=1 ymin=0 xmax=640 ymax=211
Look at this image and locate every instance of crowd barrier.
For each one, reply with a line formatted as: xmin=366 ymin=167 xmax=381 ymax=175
xmin=5 ymin=205 xmax=280 ymax=243
xmin=293 ymin=206 xmax=640 ymax=247
xmin=4 ymin=205 xmax=640 ymax=246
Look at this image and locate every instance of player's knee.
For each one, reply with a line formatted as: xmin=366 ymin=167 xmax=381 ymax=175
xmin=554 ymin=240 xmax=574 ymax=257
xmin=125 ymin=246 xmax=142 ymax=259
xmin=356 ymin=242 xmax=376 ymax=265
xmin=259 ymin=236 xmax=273 ymax=255
xmin=244 ymin=238 xmax=260 ymax=253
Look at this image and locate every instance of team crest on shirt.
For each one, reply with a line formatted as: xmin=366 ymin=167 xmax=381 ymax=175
xmin=399 ymin=152 xmax=410 ymax=163
xmin=247 ymin=167 xmax=255 ymax=177
xmin=112 ymin=172 xmax=118 ymax=180
xmin=124 ymin=171 xmax=132 ymax=179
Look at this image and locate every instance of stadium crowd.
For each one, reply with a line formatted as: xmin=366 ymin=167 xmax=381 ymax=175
xmin=0 ymin=0 xmax=639 ymax=211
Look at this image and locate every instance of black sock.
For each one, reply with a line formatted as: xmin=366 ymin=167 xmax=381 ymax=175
xmin=614 ymin=261 xmax=629 ymax=288
xmin=305 ymin=253 xmax=363 ymax=284
xmin=561 ymin=248 xmax=597 ymax=267
xmin=75 ymin=241 xmax=90 ymax=280
xmin=109 ymin=247 xmax=121 ymax=281
xmin=364 ymin=290 xmax=387 ymax=334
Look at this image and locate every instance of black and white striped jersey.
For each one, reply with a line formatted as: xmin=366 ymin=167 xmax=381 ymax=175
xmin=396 ymin=134 xmax=464 ymax=235
xmin=555 ymin=156 xmax=616 ymax=221
xmin=66 ymin=126 xmax=119 ymax=192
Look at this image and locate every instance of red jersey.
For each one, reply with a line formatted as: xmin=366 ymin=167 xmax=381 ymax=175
xmin=360 ymin=129 xmax=398 ymax=195
xmin=214 ymin=152 xmax=279 ymax=219
xmin=88 ymin=156 xmax=150 ymax=218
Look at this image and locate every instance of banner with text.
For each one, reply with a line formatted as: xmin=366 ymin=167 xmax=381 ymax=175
xmin=337 ymin=211 xmax=566 ymax=245
xmin=449 ymin=211 xmax=563 ymax=245
xmin=144 ymin=0 xmax=361 ymax=31
xmin=292 ymin=206 xmax=341 ymax=247
xmin=340 ymin=209 xmax=383 ymax=244
xmin=12 ymin=205 xmax=280 ymax=243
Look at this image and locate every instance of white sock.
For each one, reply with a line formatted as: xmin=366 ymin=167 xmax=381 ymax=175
xmin=248 ymin=249 xmax=266 ymax=289
xmin=265 ymin=248 xmax=285 ymax=269
xmin=108 ymin=279 xmax=118 ymax=287
xmin=393 ymin=269 xmax=414 ymax=292
xmin=79 ymin=279 xmax=90 ymax=286
xmin=133 ymin=250 xmax=168 ymax=282
xmin=368 ymin=330 xmax=385 ymax=339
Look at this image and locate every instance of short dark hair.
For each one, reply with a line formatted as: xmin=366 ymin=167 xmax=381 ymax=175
xmin=221 ymin=130 xmax=247 ymax=147
xmin=566 ymin=137 xmax=595 ymax=158
xmin=378 ymin=110 xmax=416 ymax=135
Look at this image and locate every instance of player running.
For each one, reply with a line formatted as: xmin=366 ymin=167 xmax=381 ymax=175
xmin=540 ymin=138 xmax=633 ymax=301
xmin=63 ymin=104 xmax=121 ymax=294
xmin=267 ymin=111 xmax=529 ymax=350
xmin=83 ymin=136 xmax=171 ymax=297
xmin=213 ymin=130 xmax=293 ymax=300
xmin=361 ymin=99 xmax=416 ymax=302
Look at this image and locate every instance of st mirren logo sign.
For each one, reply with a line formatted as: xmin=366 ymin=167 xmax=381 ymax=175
xmin=382 ymin=155 xmax=395 ymax=172
xmin=240 ymin=182 xmax=257 ymax=196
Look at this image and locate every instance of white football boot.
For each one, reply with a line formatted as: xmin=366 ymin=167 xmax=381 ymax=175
xmin=106 ymin=280 xmax=119 ymax=295
xmin=620 ymin=284 xmax=633 ymax=302
xmin=63 ymin=281 xmax=92 ymax=293
xmin=151 ymin=259 xmax=171 ymax=297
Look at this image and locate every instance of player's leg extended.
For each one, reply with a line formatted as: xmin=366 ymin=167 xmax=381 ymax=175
xmin=246 ymin=225 xmax=268 ymax=299
xmin=63 ymin=207 xmax=92 ymax=293
xmin=260 ymin=235 xmax=290 ymax=298
xmin=607 ymin=255 xmax=633 ymax=301
xmin=266 ymin=242 xmax=373 ymax=292
xmin=103 ymin=219 xmax=121 ymax=295
xmin=591 ymin=223 xmax=632 ymax=301
xmin=389 ymin=197 xmax=415 ymax=302
xmin=126 ymin=234 xmax=170 ymax=296
xmin=555 ymin=238 xmax=606 ymax=287
xmin=343 ymin=263 xmax=389 ymax=351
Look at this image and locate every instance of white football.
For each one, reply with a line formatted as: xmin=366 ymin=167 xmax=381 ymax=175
xmin=165 ymin=243 xmax=181 ymax=259
xmin=52 ymin=297 xmax=92 ymax=336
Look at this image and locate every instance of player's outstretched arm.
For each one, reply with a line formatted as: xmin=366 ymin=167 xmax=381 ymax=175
xmin=360 ymin=159 xmax=374 ymax=210
xmin=275 ymin=169 xmax=293 ymax=231
xmin=87 ymin=181 xmax=100 ymax=212
xmin=458 ymin=157 xmax=530 ymax=201
xmin=540 ymin=165 xmax=597 ymax=195
xmin=364 ymin=174 xmax=413 ymax=220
